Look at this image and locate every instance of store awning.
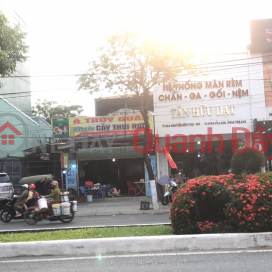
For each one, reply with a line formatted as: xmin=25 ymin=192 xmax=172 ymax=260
xmin=77 ymin=146 xmax=144 ymax=160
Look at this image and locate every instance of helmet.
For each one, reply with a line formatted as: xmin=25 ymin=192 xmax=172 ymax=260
xmin=22 ymin=184 xmax=29 ymax=189
xmin=51 ymin=180 xmax=58 ymax=186
xmin=29 ymin=184 xmax=35 ymax=190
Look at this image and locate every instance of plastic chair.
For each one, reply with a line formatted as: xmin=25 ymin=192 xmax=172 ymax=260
xmin=79 ymin=186 xmax=88 ymax=200
xmin=127 ymin=182 xmax=137 ymax=196
xmin=108 ymin=189 xmax=121 ymax=197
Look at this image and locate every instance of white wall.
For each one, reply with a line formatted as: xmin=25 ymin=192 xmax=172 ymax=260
xmin=153 ymin=52 xmax=271 ymax=137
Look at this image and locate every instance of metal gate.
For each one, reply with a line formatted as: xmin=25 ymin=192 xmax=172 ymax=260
xmin=0 ymin=159 xmax=22 ymax=185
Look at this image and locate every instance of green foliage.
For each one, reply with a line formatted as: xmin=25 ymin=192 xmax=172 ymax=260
xmin=231 ymin=148 xmax=264 ymax=175
xmin=32 ymin=99 xmax=84 ymax=124
xmin=170 ymin=173 xmax=272 ymax=234
xmin=0 ymin=225 xmax=173 ymax=243
xmin=0 ymin=12 xmax=28 ymax=85
xmin=77 ymin=31 xmax=193 ymax=97
xmin=77 ymin=31 xmax=194 ymax=179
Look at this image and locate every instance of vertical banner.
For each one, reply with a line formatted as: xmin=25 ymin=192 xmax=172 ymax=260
xmin=61 ymin=153 xmax=68 ymax=168
xmin=66 ymin=159 xmax=77 ymax=190
xmin=145 ymin=155 xmax=157 ymax=197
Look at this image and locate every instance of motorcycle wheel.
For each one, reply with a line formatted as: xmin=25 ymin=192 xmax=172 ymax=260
xmin=24 ymin=210 xmax=39 ymax=225
xmin=0 ymin=210 xmax=12 ymax=223
xmin=60 ymin=211 xmax=74 ymax=223
xmin=162 ymin=196 xmax=169 ymax=206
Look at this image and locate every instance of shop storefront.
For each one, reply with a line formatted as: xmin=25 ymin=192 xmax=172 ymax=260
xmin=153 ymin=52 xmax=272 ymax=179
xmin=52 ymin=114 xmax=153 ymax=196
xmin=77 ymin=146 xmax=145 ymax=194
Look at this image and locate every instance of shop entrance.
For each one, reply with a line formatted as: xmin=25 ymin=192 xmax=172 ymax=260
xmin=78 ymin=158 xmax=145 ymax=194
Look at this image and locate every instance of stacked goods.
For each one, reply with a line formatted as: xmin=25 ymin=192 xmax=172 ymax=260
xmin=61 ymin=202 xmax=71 ymax=215
xmin=37 ymin=198 xmax=48 ymax=213
xmin=61 ymin=191 xmax=69 ymax=202
xmin=52 ymin=204 xmax=61 ymax=216
xmin=71 ymin=201 xmax=77 ymax=212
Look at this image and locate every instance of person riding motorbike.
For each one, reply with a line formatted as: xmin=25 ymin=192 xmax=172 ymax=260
xmin=24 ymin=184 xmax=39 ymax=209
xmin=41 ymin=180 xmax=61 ymax=219
xmin=14 ymin=184 xmax=29 ymax=217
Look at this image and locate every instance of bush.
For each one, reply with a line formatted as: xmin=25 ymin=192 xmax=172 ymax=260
xmin=170 ymin=173 xmax=272 ymax=234
xmin=230 ymin=148 xmax=265 ymax=175
xmin=224 ymin=173 xmax=272 ymax=232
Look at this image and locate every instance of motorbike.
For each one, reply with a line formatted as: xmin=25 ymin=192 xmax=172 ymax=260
xmin=162 ymin=180 xmax=178 ymax=205
xmin=0 ymin=198 xmax=25 ymax=223
xmin=24 ymin=198 xmax=75 ymax=225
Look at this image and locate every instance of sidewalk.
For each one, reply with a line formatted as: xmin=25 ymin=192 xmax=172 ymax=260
xmin=76 ymin=196 xmax=170 ymax=216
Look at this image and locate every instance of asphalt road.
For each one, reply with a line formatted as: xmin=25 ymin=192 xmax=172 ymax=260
xmin=0 ymin=213 xmax=170 ymax=232
xmin=1 ymin=250 xmax=272 ymax=272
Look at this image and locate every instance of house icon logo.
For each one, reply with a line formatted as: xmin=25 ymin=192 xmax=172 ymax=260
xmin=0 ymin=113 xmax=28 ymax=156
xmin=0 ymin=121 xmax=23 ymax=146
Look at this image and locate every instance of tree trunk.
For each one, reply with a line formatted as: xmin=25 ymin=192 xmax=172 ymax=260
xmin=141 ymin=88 xmax=154 ymax=180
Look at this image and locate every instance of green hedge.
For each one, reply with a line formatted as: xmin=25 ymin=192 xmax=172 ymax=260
xmin=170 ymin=173 xmax=272 ymax=234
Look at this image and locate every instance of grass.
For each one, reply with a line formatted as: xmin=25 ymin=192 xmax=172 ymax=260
xmin=0 ymin=225 xmax=174 ymax=243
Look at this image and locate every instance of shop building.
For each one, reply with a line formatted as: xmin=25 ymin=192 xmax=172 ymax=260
xmin=0 ymin=97 xmax=52 ymax=185
xmin=153 ymin=51 xmax=272 ymax=179
xmin=52 ymin=109 xmax=153 ymax=195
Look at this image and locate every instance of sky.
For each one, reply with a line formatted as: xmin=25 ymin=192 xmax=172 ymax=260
xmin=5 ymin=0 xmax=272 ymax=116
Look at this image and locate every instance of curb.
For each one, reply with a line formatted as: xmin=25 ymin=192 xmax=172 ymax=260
xmin=1 ymin=232 xmax=272 ymax=258
xmin=76 ymin=209 xmax=170 ymax=217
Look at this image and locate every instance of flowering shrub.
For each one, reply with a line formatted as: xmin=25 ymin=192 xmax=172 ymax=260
xmin=224 ymin=173 xmax=272 ymax=232
xmin=170 ymin=173 xmax=272 ymax=234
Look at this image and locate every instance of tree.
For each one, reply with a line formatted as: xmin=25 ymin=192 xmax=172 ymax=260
xmin=32 ymin=99 xmax=84 ymax=124
xmin=230 ymin=148 xmax=265 ymax=175
xmin=0 ymin=12 xmax=28 ymax=86
xmin=77 ymin=31 xmax=193 ymax=180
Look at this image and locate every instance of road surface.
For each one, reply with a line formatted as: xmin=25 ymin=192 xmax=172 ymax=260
xmin=0 ymin=249 xmax=271 ymax=271
xmin=0 ymin=213 xmax=170 ymax=232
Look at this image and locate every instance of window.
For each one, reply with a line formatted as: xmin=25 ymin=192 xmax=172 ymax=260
xmin=0 ymin=174 xmax=10 ymax=183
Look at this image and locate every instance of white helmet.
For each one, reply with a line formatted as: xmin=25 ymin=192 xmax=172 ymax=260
xmin=22 ymin=184 xmax=29 ymax=189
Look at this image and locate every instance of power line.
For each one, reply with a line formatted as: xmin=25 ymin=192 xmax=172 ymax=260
xmin=1 ymin=54 xmax=272 ymax=79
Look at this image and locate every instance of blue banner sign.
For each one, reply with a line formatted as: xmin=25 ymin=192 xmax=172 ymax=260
xmin=66 ymin=159 xmax=77 ymax=190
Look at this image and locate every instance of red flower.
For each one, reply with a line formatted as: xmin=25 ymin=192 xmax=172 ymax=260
xmin=202 ymin=192 xmax=206 ymax=196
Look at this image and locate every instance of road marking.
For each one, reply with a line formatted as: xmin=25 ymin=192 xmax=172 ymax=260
xmin=81 ymin=218 xmax=111 ymax=221
xmin=1 ymin=249 xmax=272 ymax=263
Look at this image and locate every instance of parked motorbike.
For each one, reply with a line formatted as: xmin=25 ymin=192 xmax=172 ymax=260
xmin=0 ymin=198 xmax=24 ymax=223
xmin=24 ymin=198 xmax=75 ymax=225
xmin=162 ymin=180 xmax=178 ymax=205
